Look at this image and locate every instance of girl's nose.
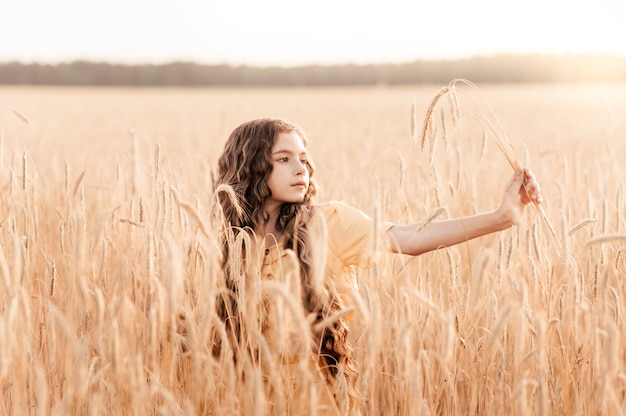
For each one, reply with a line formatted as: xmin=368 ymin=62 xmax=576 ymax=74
xmin=295 ymin=160 xmax=307 ymax=175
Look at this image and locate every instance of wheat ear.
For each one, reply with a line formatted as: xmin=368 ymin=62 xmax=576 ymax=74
xmin=420 ymin=79 xmax=559 ymax=247
xmin=13 ymin=110 xmax=31 ymax=125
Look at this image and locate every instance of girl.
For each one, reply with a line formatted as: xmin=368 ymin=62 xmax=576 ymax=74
xmin=214 ymin=118 xmax=542 ymax=415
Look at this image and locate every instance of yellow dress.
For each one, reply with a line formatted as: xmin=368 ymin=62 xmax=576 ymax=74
xmin=258 ymin=201 xmax=393 ymax=415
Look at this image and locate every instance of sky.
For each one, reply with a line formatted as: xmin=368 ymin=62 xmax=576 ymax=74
xmin=2 ymin=0 xmax=625 ymax=67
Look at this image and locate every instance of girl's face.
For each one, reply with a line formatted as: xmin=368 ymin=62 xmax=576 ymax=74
xmin=266 ymin=131 xmax=310 ymax=213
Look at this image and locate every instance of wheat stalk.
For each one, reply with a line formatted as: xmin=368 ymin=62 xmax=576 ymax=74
xmin=415 ymin=207 xmax=445 ymax=233
xmin=586 ymin=234 xmax=626 ymax=246
xmin=22 ymin=150 xmax=27 ymax=191
xmin=213 ymin=183 xmax=245 ymax=220
xmin=130 ymin=129 xmax=139 ymax=196
xmin=48 ymin=258 xmax=56 ymax=297
xmin=171 ymin=188 xmax=210 ymax=237
xmin=410 ymin=101 xmax=417 ymax=142
xmin=154 ymin=142 xmax=161 ymax=180
xmin=616 ymin=184 xmax=622 ymax=232
xmin=12 ymin=110 xmax=31 ymax=125
xmin=139 ymin=196 xmax=145 ymax=223
xmin=420 ymin=87 xmax=449 ymax=150
xmin=119 ymin=218 xmax=145 ymax=228
xmin=568 ymin=218 xmax=597 ymax=236
xmin=72 ymin=170 xmax=87 ymax=197
xmin=419 ymin=79 xmax=559 ymax=247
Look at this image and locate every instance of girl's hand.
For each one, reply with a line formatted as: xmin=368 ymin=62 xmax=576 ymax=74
xmin=498 ymin=167 xmax=542 ymax=226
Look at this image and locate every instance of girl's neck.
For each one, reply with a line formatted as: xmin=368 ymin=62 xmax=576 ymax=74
xmin=257 ymin=206 xmax=282 ymax=248
xmin=258 ymin=225 xmax=283 ymax=248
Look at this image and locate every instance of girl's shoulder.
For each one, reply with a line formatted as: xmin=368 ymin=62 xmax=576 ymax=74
xmin=311 ymin=200 xmax=395 ymax=235
xmin=312 ymin=200 xmax=383 ymax=233
xmin=314 ymin=199 xmax=349 ymax=212
xmin=311 ymin=200 xmax=393 ymax=267
xmin=313 ymin=200 xmax=368 ymax=221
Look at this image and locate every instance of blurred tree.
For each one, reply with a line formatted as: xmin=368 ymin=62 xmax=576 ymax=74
xmin=0 ymin=54 xmax=624 ymax=86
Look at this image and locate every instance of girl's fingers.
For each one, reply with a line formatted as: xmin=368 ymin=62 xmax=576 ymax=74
xmin=521 ymin=167 xmax=542 ymax=204
xmin=508 ymin=168 xmax=524 ymax=191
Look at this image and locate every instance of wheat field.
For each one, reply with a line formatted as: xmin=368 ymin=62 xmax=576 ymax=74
xmin=1 ymin=83 xmax=626 ymax=415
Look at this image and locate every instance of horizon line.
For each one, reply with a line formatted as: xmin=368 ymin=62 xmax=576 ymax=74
xmin=2 ymin=52 xmax=625 ymax=69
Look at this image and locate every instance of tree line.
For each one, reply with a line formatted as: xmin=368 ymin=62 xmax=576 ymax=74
xmin=1 ymin=54 xmax=624 ymax=86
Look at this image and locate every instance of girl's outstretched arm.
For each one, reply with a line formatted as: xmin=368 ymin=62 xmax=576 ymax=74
xmin=386 ymin=167 xmax=542 ymax=256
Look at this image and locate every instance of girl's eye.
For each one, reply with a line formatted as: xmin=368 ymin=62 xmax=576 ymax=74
xmin=300 ymin=159 xmax=308 ymax=164
xmin=277 ymin=157 xmax=288 ymax=162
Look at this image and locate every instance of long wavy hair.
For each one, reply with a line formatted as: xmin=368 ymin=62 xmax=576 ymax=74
xmin=214 ymin=118 xmax=357 ymax=406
